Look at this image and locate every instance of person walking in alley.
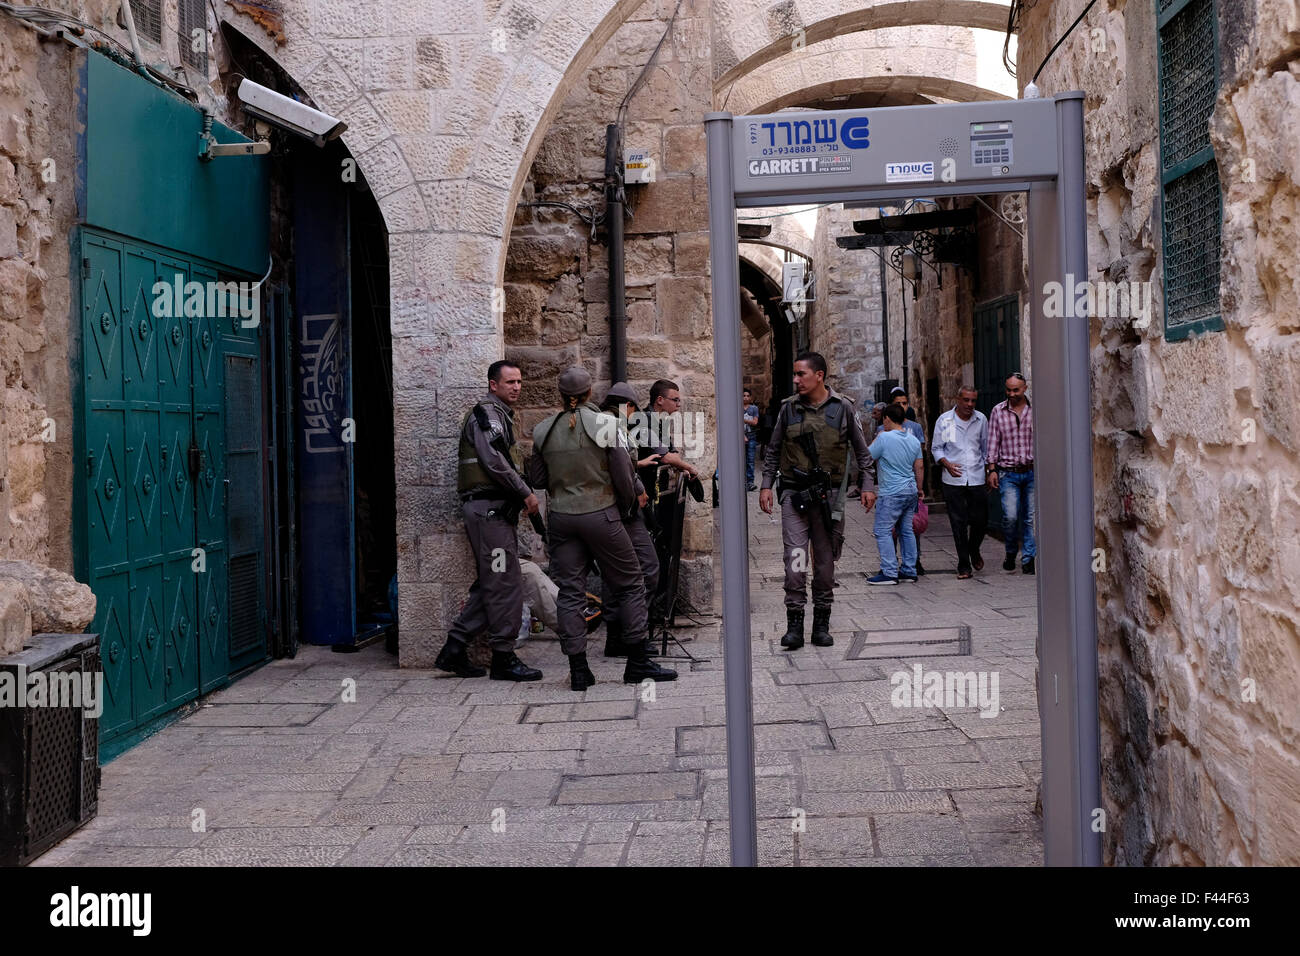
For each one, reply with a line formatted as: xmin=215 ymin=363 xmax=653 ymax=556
xmin=433 ymin=360 xmax=544 ymax=682
xmin=867 ymin=404 xmax=924 ymax=584
xmin=931 ymin=385 xmax=989 ymax=579
xmin=528 ymin=367 xmax=677 ymax=690
xmin=744 ymin=388 xmax=760 ymax=491
xmin=760 ymin=352 xmax=876 ymax=649
xmin=986 ymin=372 xmax=1036 ymax=574
xmin=889 ymin=386 xmax=929 ymax=575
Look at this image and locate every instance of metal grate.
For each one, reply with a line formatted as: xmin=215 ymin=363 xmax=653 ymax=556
xmin=228 ymin=554 xmax=262 ymax=657
xmin=226 ymin=356 xmax=257 ymax=452
xmin=847 ymin=626 xmax=972 ymax=660
xmin=25 ymin=665 xmax=82 ymax=848
xmin=131 ymin=0 xmax=163 ymax=43
xmin=1158 ymin=0 xmax=1217 ymax=172
xmin=178 ymin=0 xmax=208 ymax=73
xmin=1162 ymin=161 xmax=1222 ymax=326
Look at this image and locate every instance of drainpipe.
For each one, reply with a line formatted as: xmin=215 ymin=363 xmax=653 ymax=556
xmin=118 ymin=0 xmax=151 ymax=77
xmin=605 ymin=124 xmax=627 ymax=383
xmin=901 ymin=271 xmax=910 ymax=394
xmin=878 ymin=254 xmax=889 ymax=382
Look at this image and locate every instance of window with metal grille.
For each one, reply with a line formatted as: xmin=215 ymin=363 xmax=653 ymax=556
xmin=1157 ymin=0 xmax=1223 ymax=340
xmin=127 ymin=0 xmax=163 ymax=44
xmin=178 ymin=0 xmax=208 ymax=73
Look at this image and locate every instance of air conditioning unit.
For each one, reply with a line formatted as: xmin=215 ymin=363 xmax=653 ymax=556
xmin=0 ymin=633 xmax=100 ymax=866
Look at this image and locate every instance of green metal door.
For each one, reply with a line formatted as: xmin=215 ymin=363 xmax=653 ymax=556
xmin=80 ymin=231 xmax=265 ymax=748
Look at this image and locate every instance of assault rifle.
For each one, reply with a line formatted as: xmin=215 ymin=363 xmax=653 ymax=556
xmin=790 ymin=431 xmax=835 ymax=533
xmin=473 ymin=404 xmax=548 ymax=542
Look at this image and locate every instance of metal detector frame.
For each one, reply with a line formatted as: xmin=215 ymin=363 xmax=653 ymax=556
xmin=706 ymin=93 xmax=1100 ymax=867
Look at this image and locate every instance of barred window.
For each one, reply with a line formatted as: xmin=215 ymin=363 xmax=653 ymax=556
xmin=178 ymin=0 xmax=208 ymax=74
xmin=127 ymin=0 xmax=163 ymax=44
xmin=1157 ymin=0 xmax=1223 ymax=340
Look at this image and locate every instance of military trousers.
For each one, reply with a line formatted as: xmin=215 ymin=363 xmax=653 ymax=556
xmin=602 ymin=510 xmax=660 ymax=625
xmin=446 ymin=498 xmax=523 ymax=653
xmin=549 ymin=506 xmax=648 ymax=655
xmin=780 ymin=492 xmax=846 ymax=610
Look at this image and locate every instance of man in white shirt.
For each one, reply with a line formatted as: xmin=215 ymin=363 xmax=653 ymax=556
xmin=930 ymin=385 xmax=989 ymax=579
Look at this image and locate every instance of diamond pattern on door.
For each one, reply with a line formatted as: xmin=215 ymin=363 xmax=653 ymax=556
xmin=82 ymin=232 xmax=264 ymax=748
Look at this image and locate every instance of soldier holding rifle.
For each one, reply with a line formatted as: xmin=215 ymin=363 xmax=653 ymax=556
xmin=759 ymin=352 xmax=876 ymax=651
xmin=434 ymin=360 xmax=544 ymax=682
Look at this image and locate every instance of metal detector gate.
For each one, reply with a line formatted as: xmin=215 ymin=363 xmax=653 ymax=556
xmin=706 ymin=93 xmax=1100 ymax=867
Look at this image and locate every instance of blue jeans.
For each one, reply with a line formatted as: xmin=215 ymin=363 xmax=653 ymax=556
xmin=745 ymin=437 xmax=758 ymax=486
xmin=1000 ymin=470 xmax=1036 ymax=562
xmin=874 ymin=493 xmax=917 ymax=578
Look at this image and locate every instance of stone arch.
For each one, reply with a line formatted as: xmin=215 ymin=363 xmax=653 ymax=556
xmin=712 ymin=0 xmax=1014 ymax=90
xmin=218 ymin=0 xmax=660 ymax=665
xmin=721 ymin=25 xmax=1015 ymax=114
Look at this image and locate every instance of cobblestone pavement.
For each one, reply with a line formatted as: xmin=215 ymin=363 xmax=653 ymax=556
xmin=40 ymin=495 xmax=1043 ymax=866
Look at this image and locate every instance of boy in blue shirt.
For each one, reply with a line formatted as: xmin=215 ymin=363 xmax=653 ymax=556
xmin=867 ymin=404 xmax=924 ymax=583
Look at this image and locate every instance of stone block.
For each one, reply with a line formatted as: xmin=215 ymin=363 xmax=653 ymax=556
xmin=1238 ymin=598 xmax=1300 ymax=741
xmin=0 ymin=577 xmax=31 ymax=656
xmin=1254 ymin=737 xmax=1300 ymax=864
xmin=0 ymin=561 xmax=94 ymax=635
xmin=625 ymin=178 xmax=708 ymax=235
xmin=657 ymin=276 xmax=710 ymax=340
xmin=1254 ymin=332 xmax=1300 ymax=452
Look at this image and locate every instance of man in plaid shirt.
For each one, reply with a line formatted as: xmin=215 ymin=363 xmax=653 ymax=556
xmin=985 ymin=373 xmax=1036 ymax=574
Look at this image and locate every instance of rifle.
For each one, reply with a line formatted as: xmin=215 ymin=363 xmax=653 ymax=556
xmin=790 ymin=431 xmax=835 ymax=533
xmin=474 ymin=404 xmax=548 ymax=543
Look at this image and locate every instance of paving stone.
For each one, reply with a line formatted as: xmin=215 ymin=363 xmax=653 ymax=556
xmin=484 ymin=770 xmax=564 ymax=804
xmin=202 ymin=826 xmax=370 ymax=846
xmin=873 ymin=814 xmax=970 ymax=856
xmin=524 ymin=700 xmax=637 ymax=722
xmin=830 ymin=727 xmax=970 ymax=752
xmin=454 ymin=821 xmax=589 ymax=843
xmin=167 ymin=845 xmax=352 ymax=866
xmin=900 ymin=763 xmax=1029 ymax=790
xmin=557 ymin=771 xmax=699 ymax=804
xmin=802 ymin=791 xmax=955 ymax=815
xmin=701 ymin=775 xmax=798 ymax=817
xmin=337 ymin=825 xmax=414 ymax=866
xmin=392 ymin=843 xmax=579 ymax=866
xmin=574 ymin=843 xmax=628 ymax=866
xmin=677 ymin=722 xmax=831 ymax=755
xmin=625 ymin=835 xmax=705 ymax=866
xmin=457 ymin=750 xmax=583 ymax=772
xmin=796 ymin=816 xmax=875 ymax=859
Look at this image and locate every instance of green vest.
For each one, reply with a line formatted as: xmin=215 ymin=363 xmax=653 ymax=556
xmin=457 ymin=401 xmax=525 ymax=495
xmin=777 ymin=393 xmax=851 ymax=484
xmin=533 ymin=404 xmax=618 ymax=514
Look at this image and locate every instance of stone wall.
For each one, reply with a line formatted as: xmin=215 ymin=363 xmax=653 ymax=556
xmin=502 ymin=0 xmax=719 ymax=609
xmin=810 ymin=204 xmax=884 ymax=404
xmin=1020 ymin=0 xmax=1300 ymax=864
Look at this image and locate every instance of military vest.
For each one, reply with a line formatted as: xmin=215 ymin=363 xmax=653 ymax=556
xmin=457 ymin=401 xmax=525 ymax=495
xmin=777 ymin=393 xmax=851 ymax=484
xmin=533 ymin=404 xmax=618 ymax=514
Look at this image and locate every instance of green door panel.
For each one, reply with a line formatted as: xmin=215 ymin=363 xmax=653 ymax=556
xmin=94 ymin=573 xmax=132 ymax=738
xmin=80 ymin=231 xmax=267 ymax=747
xmin=164 ymin=553 xmax=199 ymax=706
xmin=197 ymin=543 xmax=228 ymax=694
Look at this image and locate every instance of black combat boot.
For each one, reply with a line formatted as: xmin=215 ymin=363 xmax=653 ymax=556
xmin=569 ymin=652 xmax=596 ymax=691
xmin=810 ymin=606 xmax=833 ymax=647
xmin=489 ymin=650 xmax=542 ymax=682
xmin=779 ymin=607 xmax=805 ymax=651
xmin=602 ymin=618 xmax=629 ymax=658
xmin=434 ymin=640 xmax=486 ymax=678
xmin=623 ymin=641 xmax=677 ymax=684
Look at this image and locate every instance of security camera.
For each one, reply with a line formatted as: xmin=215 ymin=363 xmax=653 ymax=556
xmin=235 ymin=78 xmax=347 ymax=146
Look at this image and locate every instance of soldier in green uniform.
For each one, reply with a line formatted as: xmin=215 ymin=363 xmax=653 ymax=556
xmin=759 ymin=352 xmax=876 ymax=650
xmin=597 ymin=382 xmax=659 ymax=657
xmin=433 ymin=360 xmax=543 ymax=681
xmin=528 ymin=367 xmax=677 ymax=691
